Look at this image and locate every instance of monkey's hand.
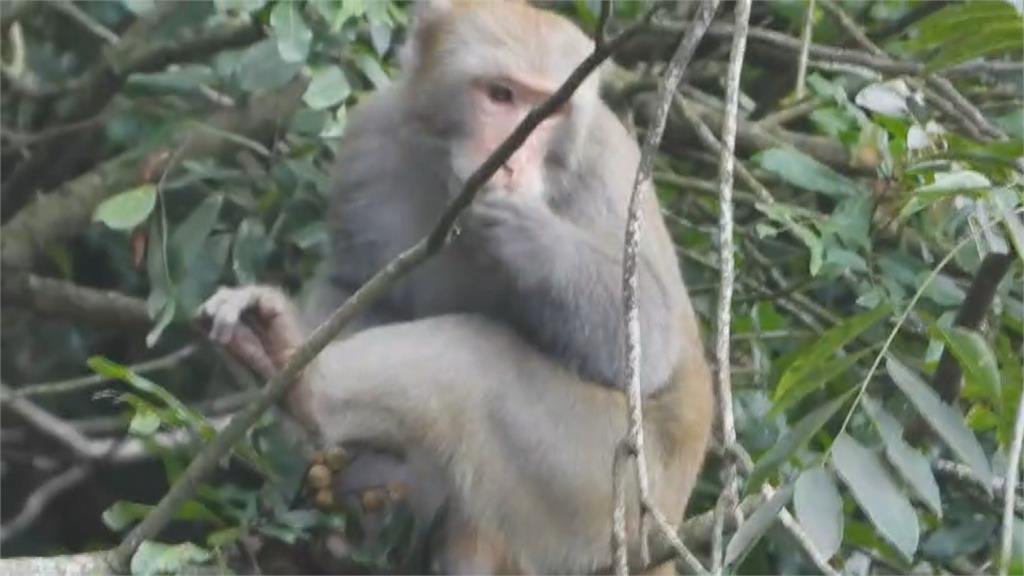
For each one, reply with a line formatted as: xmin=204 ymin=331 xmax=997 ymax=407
xmin=461 ymin=189 xmax=566 ymax=276
xmin=198 ymin=286 xmax=304 ymax=380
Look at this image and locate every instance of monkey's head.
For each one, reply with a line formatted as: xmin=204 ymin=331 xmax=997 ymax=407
xmin=399 ymin=0 xmax=599 ymax=197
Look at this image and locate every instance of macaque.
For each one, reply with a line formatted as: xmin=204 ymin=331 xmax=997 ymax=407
xmin=201 ymin=0 xmax=712 ymax=573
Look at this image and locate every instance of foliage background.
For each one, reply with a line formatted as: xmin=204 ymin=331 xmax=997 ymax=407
xmin=0 ymin=0 xmax=1021 ymax=574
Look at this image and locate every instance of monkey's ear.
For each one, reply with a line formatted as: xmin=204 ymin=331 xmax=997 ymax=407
xmin=399 ymin=0 xmax=453 ymax=72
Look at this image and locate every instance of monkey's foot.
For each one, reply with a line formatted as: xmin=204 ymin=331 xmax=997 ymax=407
xmin=197 ymin=285 xmax=303 ymax=379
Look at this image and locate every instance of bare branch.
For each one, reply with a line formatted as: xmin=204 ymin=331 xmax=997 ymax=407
xmin=12 ymin=345 xmax=197 ymax=398
xmin=794 ymin=0 xmax=816 ymax=99
xmin=709 ymin=1 xmax=751 ymax=572
xmin=2 ymin=273 xmax=151 ymax=328
xmin=0 ymin=464 xmax=91 ymax=544
xmin=616 ymin=0 xmax=719 ymax=572
xmin=1 ymin=383 xmax=105 ymax=460
xmin=1001 ymin=398 xmax=1024 ymax=576
xmin=818 ymin=0 xmax=885 ymax=57
xmin=47 ymin=0 xmax=120 ymax=45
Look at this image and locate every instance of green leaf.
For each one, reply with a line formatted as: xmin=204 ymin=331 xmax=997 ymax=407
xmin=748 ymin=390 xmax=854 ymax=488
xmin=832 ymin=433 xmax=919 ymax=560
xmin=755 ymin=147 xmax=862 ymax=197
xmin=862 ymin=397 xmax=942 ymax=517
xmin=214 ymin=0 xmax=267 ymax=13
xmin=772 ymin=347 xmax=872 ymax=416
xmin=176 ymin=233 xmax=231 ymax=315
xmin=932 ymin=326 xmax=1001 ymax=406
xmin=369 ymin=21 xmax=392 ymax=56
xmin=93 ymin=185 xmax=157 ymax=231
xmin=919 ymin=272 xmax=966 ymax=307
xmin=303 ymin=66 xmax=352 ymax=110
xmin=886 ymin=356 xmax=992 ymax=487
xmin=236 ymin=39 xmax=302 ymax=92
xmin=724 ymin=485 xmax=793 ymax=568
xmin=129 ymin=408 xmax=161 ymax=436
xmin=102 ymin=501 xmax=153 ymax=532
xmin=145 ymin=219 xmax=175 ymax=347
xmin=131 ymin=541 xmax=212 ymax=576
xmin=922 ymin=515 xmax=996 ymax=562
xmin=794 ymin=467 xmax=843 ymax=561
xmin=170 ymin=195 xmax=223 ymax=269
xmin=355 ymin=53 xmax=390 ymax=89
xmin=755 ymin=203 xmax=825 ymax=275
xmin=927 ymin=21 xmax=1023 ymax=72
xmin=914 ymin=170 xmax=991 ymax=195
xmin=992 ymin=189 xmax=1024 ymax=264
xmin=312 ymin=0 xmax=366 ymax=30
xmin=774 ymin=304 xmax=890 ymax=404
xmin=88 ymin=357 xmax=213 ymax=439
xmin=232 ymin=218 xmax=272 ymax=284
xmin=208 ymin=527 xmax=243 ymax=549
xmin=270 ymin=2 xmax=312 ymax=63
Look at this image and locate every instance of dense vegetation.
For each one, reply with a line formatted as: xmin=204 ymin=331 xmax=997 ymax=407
xmin=1 ymin=1 xmax=1021 ymax=574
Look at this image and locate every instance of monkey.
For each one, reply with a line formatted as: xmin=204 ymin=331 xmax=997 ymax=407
xmin=201 ymin=1 xmax=713 ymax=572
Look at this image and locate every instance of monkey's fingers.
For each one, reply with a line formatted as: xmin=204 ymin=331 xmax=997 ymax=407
xmin=199 ymin=286 xmax=263 ymax=343
xmin=223 ymin=322 xmax=279 ymax=380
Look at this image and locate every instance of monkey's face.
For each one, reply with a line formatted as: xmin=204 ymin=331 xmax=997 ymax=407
xmin=401 ymin=0 xmax=597 ymax=198
xmin=454 ymin=76 xmax=565 ymax=197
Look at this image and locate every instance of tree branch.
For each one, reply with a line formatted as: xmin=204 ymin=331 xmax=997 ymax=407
xmin=1000 ymin=386 xmax=1024 ymax=575
xmin=709 ymin=1 xmax=751 ymax=573
xmin=615 ymin=0 xmax=718 ymax=572
xmin=2 ymin=273 xmax=151 ymax=328
xmin=0 ymin=465 xmax=91 ymax=545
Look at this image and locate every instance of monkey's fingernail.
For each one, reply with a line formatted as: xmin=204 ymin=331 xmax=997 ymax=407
xmin=360 ymin=488 xmax=387 ymax=512
xmin=307 ymin=463 xmax=332 ymax=489
xmin=325 ymin=447 xmax=348 ymax=471
xmin=310 ymin=451 xmax=326 ymax=465
xmin=314 ymin=488 xmax=335 ymax=510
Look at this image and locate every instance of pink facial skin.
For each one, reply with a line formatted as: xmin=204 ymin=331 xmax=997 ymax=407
xmin=469 ymin=76 xmax=565 ymax=194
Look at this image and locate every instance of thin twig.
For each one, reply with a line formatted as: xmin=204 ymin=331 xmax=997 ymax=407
xmin=616 ymin=0 xmax=718 ymax=573
xmin=1 ymin=383 xmax=104 ymax=460
xmin=818 ymin=0 xmax=884 ymax=56
xmin=926 ymin=76 xmax=1006 ymax=141
xmin=107 ymin=13 xmax=659 ymax=572
xmin=596 ymin=0 xmax=613 ymax=49
xmin=12 ymin=345 xmax=197 ymax=398
xmin=48 ymin=0 xmax=120 ymax=45
xmin=999 ymin=389 xmax=1024 ymax=575
xmin=794 ymin=0 xmax=816 ymax=99
xmin=671 ymin=96 xmax=774 ymax=205
xmin=710 ymin=1 xmax=751 ymax=573
xmin=755 ymin=98 xmax=819 ymax=129
xmin=0 ymin=464 xmax=91 ymax=544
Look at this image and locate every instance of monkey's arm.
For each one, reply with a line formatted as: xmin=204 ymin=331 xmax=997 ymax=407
xmin=465 ymin=192 xmax=683 ymax=394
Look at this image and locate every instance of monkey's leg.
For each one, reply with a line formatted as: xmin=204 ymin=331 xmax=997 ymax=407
xmin=306 ymin=315 xmax=640 ymax=573
xmin=200 ymin=287 xmax=475 ymax=572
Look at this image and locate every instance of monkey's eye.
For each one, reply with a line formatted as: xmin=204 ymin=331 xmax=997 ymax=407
xmin=486 ymin=83 xmax=515 ymax=105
